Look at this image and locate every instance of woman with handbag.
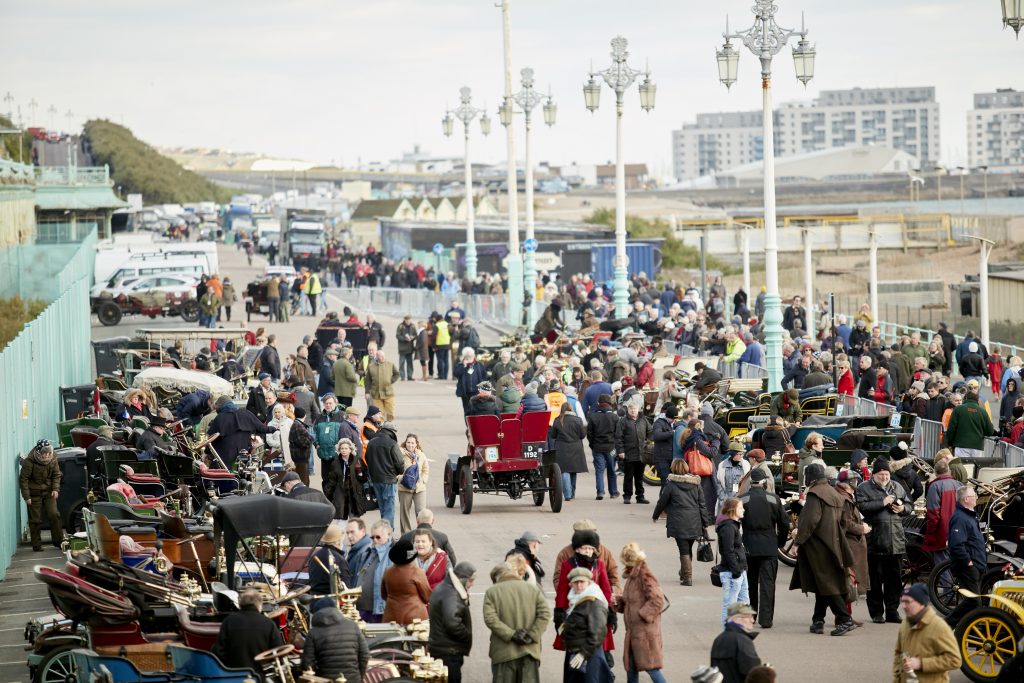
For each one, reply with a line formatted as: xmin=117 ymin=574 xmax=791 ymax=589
xmin=678 ymin=419 xmax=719 ymax=517
xmin=652 ymin=459 xmax=711 ymax=586
xmin=397 ymin=434 xmax=429 ymax=535
xmin=616 ymin=543 xmax=667 ymax=683
xmin=716 ymin=497 xmax=749 ymax=625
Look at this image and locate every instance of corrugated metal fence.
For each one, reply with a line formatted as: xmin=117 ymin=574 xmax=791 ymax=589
xmin=1 ymin=230 xmax=95 ymax=580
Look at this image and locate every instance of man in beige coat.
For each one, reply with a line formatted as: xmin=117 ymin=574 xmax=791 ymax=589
xmin=364 ymin=349 xmax=400 ymax=421
xmin=892 ymin=583 xmax=960 ymax=682
xmin=482 ymin=565 xmax=552 ymax=683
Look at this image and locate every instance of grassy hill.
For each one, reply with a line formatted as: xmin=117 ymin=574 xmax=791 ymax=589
xmin=0 ymin=115 xmax=32 ymax=164
xmin=83 ymin=120 xmax=230 ymax=204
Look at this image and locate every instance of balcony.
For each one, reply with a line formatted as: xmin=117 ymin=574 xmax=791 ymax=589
xmin=0 ymin=158 xmax=37 ymax=187
xmin=35 ymin=165 xmax=112 ymax=186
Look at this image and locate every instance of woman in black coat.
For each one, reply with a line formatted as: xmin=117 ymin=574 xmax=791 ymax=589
xmin=652 ymin=458 xmax=711 ymax=586
xmin=324 ymin=438 xmax=366 ymax=520
xmin=716 ymin=497 xmax=749 ymax=625
xmin=548 ymin=403 xmax=588 ymax=501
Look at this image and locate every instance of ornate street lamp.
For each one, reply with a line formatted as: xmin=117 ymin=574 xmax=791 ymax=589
xmin=583 ymin=36 xmax=654 ymax=313
xmin=716 ymin=0 xmax=816 ymax=392
xmin=442 ymin=87 xmax=489 ymax=279
xmin=1002 ymin=0 xmax=1023 ymax=37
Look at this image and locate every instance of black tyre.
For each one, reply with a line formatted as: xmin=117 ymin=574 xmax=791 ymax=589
xmin=642 ymin=464 xmax=661 ymax=487
xmin=64 ymin=499 xmax=88 ymax=535
xmin=928 ymin=559 xmax=960 ymax=617
xmin=532 ymin=476 xmax=546 ymax=507
xmin=778 ymin=537 xmax=798 ymax=568
xmin=901 ymin=540 xmax=933 ymax=586
xmin=179 ymin=300 xmax=200 ymax=323
xmin=458 ymin=463 xmax=473 ymax=515
xmin=34 ymin=645 xmax=77 ymax=683
xmin=443 ymin=464 xmax=456 ymax=508
xmin=96 ymin=301 xmax=122 ymax=326
xmin=548 ymin=463 xmax=563 ymax=513
xmin=954 ymin=605 xmax=1021 ymax=682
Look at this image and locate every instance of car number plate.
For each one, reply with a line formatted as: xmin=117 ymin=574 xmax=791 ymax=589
xmin=522 ymin=444 xmax=540 ymax=459
xmin=485 ymin=447 xmax=499 ymax=462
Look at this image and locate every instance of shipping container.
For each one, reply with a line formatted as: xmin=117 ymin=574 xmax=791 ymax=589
xmin=589 ymin=242 xmax=662 ymax=286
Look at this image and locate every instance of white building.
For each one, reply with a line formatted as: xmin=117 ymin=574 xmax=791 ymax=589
xmin=671 ymin=110 xmax=764 ymax=182
xmin=716 ymin=145 xmax=919 ymax=187
xmin=967 ymin=88 xmax=1024 ymax=172
xmin=672 ymin=86 xmax=941 ymax=182
xmin=776 ymin=87 xmax=940 ymax=165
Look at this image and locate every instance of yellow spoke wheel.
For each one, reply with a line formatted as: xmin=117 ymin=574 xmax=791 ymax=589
xmin=954 ymin=606 xmax=1022 ymax=682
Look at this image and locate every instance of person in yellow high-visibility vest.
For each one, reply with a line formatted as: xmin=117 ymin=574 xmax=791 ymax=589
xmin=544 ymin=379 xmax=567 ymax=426
xmin=306 ymin=270 xmax=322 ymax=316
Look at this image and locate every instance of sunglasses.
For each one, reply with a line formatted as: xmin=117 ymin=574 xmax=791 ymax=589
xmin=372 ymin=534 xmax=385 ymax=540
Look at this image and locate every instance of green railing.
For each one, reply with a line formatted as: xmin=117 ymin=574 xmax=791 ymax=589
xmin=35 ymin=165 xmax=111 ymax=185
xmin=0 ymin=158 xmax=36 ymax=186
xmin=0 ymin=229 xmax=95 ymax=579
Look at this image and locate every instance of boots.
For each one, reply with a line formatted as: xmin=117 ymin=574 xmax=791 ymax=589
xmin=679 ymin=553 xmax=693 ymax=586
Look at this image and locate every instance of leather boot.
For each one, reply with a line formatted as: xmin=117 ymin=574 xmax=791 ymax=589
xmin=679 ymin=553 xmax=693 ymax=586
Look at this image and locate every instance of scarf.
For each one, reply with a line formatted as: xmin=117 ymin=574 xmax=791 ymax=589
xmin=567 ymin=582 xmax=607 ymax=614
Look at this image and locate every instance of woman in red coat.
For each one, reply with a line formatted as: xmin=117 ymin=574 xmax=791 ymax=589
xmin=554 ymin=530 xmax=615 ymax=658
xmin=412 ymin=529 xmax=449 ymax=590
xmin=836 ymin=359 xmax=855 ymax=396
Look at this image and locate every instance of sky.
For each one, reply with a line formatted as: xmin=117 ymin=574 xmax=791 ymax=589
xmin=1 ymin=0 xmax=1020 ymax=176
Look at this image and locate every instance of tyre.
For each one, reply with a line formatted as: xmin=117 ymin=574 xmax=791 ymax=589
xmin=532 ymin=474 xmax=546 ymax=507
xmin=64 ymin=499 xmax=88 ymax=535
xmin=548 ymin=463 xmax=563 ymax=513
xmin=928 ymin=560 xmax=960 ymax=617
xmin=642 ymin=464 xmax=661 ymax=487
xmin=246 ymin=302 xmax=253 ymax=323
xmin=954 ymin=605 xmax=1021 ymax=682
xmin=901 ymin=540 xmax=933 ymax=586
xmin=34 ymin=645 xmax=77 ymax=683
xmin=443 ymin=464 xmax=456 ymax=508
xmin=96 ymin=301 xmax=122 ymax=326
xmin=179 ymin=300 xmax=200 ymax=323
xmin=458 ymin=463 xmax=473 ymax=515
xmin=778 ymin=537 xmax=798 ymax=568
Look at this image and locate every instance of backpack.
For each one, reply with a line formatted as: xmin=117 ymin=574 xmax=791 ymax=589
xmin=401 ymin=458 xmax=420 ymax=489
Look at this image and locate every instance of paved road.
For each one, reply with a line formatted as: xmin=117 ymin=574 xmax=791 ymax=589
xmin=82 ymin=239 xmax=976 ymax=683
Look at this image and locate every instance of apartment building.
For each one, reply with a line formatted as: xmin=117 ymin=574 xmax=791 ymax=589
xmin=967 ymin=88 xmax=1024 ymax=171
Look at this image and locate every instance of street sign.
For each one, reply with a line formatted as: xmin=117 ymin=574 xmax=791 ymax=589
xmin=433 ymin=242 xmax=444 ymax=255
xmin=524 ymin=238 xmax=538 ymax=252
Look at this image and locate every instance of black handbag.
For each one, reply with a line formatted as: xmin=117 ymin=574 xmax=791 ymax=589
xmin=696 ymin=537 xmax=714 ymax=563
xmin=710 ymin=564 xmax=723 ymax=588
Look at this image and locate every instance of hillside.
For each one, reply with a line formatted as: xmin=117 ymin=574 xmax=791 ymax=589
xmin=0 ymin=116 xmax=32 ymax=163
xmin=83 ymin=120 xmax=230 ymax=204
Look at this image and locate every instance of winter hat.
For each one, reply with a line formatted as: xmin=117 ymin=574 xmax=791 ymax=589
xmin=663 ymin=404 xmax=678 ymax=419
xmin=902 ymin=582 xmax=929 ymax=607
xmin=525 ymin=383 xmax=539 ymax=395
xmin=700 ymin=402 xmax=714 ymax=418
xmin=968 ymin=341 xmax=979 ymax=353
xmin=747 ymin=448 xmax=766 ymax=462
xmin=281 ymin=471 xmax=301 ymax=484
xmin=571 ymin=529 xmax=601 ymax=550
xmin=872 ymin=458 xmax=891 ymax=473
xmin=388 ymin=538 xmax=416 ymax=565
xmin=567 ymin=567 xmax=594 ymax=583
xmin=572 ymin=519 xmax=597 ymax=532
xmin=366 ymin=405 xmax=382 ymax=418
xmin=889 ymin=442 xmax=910 ymax=459
xmin=804 ymin=463 xmax=826 ymax=484
xmin=477 ymin=381 xmax=495 ymax=394
xmin=310 ymin=596 xmax=336 ymax=614
xmin=453 ymin=562 xmax=477 ymax=581
xmin=520 ymin=530 xmax=543 ymax=544
xmin=321 ymin=524 xmax=343 ymax=547
xmin=750 ymin=468 xmax=770 ymax=484
xmin=850 ymin=449 xmax=868 ymax=467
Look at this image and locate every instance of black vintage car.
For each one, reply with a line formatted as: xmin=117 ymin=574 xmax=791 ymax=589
xmin=243 ymin=279 xmax=277 ymax=322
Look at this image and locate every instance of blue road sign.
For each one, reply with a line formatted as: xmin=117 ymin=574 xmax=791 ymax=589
xmin=524 ymin=238 xmax=538 ymax=252
xmin=433 ymin=242 xmax=444 ymax=255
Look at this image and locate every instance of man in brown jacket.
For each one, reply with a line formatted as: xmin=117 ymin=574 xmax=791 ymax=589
xmin=19 ymin=439 xmax=63 ymax=551
xmin=364 ymin=349 xmax=400 ymax=421
xmin=789 ymin=463 xmax=857 ymax=637
xmin=553 ymin=519 xmax=621 ymax=596
xmin=293 ymin=344 xmax=317 ymax=392
xmin=892 ymin=583 xmax=960 ymax=682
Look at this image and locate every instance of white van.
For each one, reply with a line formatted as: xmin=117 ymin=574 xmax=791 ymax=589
xmin=99 ymin=256 xmax=210 ymax=290
xmin=94 ymin=242 xmax=219 ymax=284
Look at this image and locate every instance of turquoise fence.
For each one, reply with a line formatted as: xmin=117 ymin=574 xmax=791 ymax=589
xmin=0 ymin=229 xmax=95 ymax=579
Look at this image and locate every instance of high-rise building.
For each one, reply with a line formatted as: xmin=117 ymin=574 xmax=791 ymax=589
xmin=967 ymin=88 xmax=1024 ymax=171
xmin=671 ymin=110 xmax=765 ymax=182
xmin=672 ymin=86 xmax=940 ymax=181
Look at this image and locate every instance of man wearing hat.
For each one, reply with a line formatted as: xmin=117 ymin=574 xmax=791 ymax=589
xmin=308 ymin=523 xmax=351 ymax=594
xmin=739 ymin=469 xmax=788 ymax=629
xmin=135 ymin=415 xmax=171 ymax=455
xmin=20 ymin=439 xmax=64 ymax=551
xmin=507 ymin=530 xmax=547 ymax=586
xmin=209 ymin=396 xmax=277 ymax=469
xmin=855 ymin=458 xmax=913 ymax=624
xmin=738 ymin=449 xmax=773 ymax=496
xmin=715 ymin=443 xmax=751 ymax=512
xmin=790 ymin=462 xmax=857 ymax=636
xmin=482 ymin=560 xmax=552 ymax=683
xmin=467 ymin=381 xmax=502 ymax=417
xmin=709 ymin=603 xmax=762 ymax=683
xmin=893 ymin=583 xmax=961 ymax=682
xmin=428 ymin=561 xmax=477 ymax=682
xmin=281 ymin=471 xmax=332 ymax=546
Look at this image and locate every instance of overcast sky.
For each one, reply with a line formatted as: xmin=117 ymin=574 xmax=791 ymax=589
xmin=2 ymin=1 xmax=1019 ymax=175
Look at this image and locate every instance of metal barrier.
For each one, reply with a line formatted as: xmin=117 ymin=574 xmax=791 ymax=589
xmin=330 ymin=287 xmax=509 ymax=326
xmin=1004 ymin=443 xmax=1024 ymax=467
xmin=912 ymin=418 xmax=944 ymax=458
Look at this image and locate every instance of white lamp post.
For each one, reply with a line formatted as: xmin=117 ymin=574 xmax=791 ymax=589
xmin=584 ymin=36 xmax=655 ymax=314
xmin=716 ymin=0 xmax=816 ymax=392
xmin=442 ymin=87 xmax=490 ymax=279
xmin=508 ymin=67 xmax=556 ymax=327
xmin=965 ymin=235 xmax=995 ymax=348
xmin=1002 ymin=0 xmax=1024 ymax=37
xmin=497 ymin=0 xmax=524 ymax=326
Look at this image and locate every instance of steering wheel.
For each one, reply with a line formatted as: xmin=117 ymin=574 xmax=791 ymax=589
xmin=268 ymin=584 xmax=311 ymax=604
xmin=254 ymin=644 xmax=295 ymax=662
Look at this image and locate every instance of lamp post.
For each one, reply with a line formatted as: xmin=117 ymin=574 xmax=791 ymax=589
xmin=47 ymin=105 xmax=57 ymax=131
xmin=716 ymin=0 xmax=816 ymax=392
xmin=442 ymin=87 xmax=491 ymax=280
xmin=980 ymin=165 xmax=990 ymax=215
xmin=803 ymin=227 xmax=814 ymax=310
xmin=497 ymin=0 xmax=523 ymax=327
xmin=957 ymin=166 xmax=966 ymax=216
xmin=506 ymin=67 xmax=556 ymax=327
xmin=584 ymin=36 xmax=656 ymax=314
xmin=28 ymin=98 xmax=38 ymax=125
xmin=1002 ymin=0 xmax=1023 ymax=37
xmin=966 ymin=235 xmax=995 ymax=348
xmin=935 ymin=165 xmax=945 ymax=210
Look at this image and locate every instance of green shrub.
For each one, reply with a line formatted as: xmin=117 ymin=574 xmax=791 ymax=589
xmin=0 ymin=296 xmax=48 ymax=351
xmin=83 ymin=120 xmax=231 ymax=204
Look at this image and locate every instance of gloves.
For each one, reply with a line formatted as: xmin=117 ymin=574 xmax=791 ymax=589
xmin=569 ymin=653 xmax=586 ymax=670
xmin=553 ymin=608 xmax=565 ymax=631
xmin=511 ymin=628 xmax=533 ymax=645
xmin=607 ymin=609 xmax=618 ymax=634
